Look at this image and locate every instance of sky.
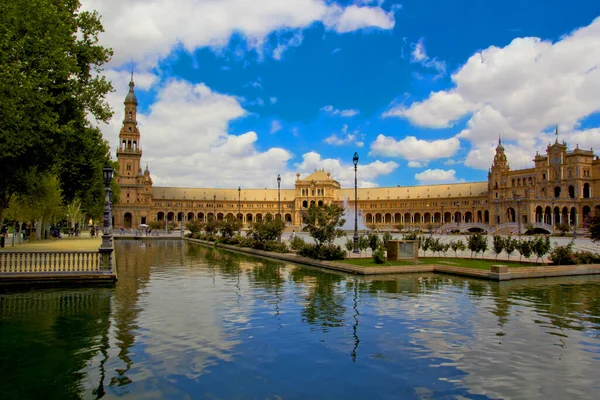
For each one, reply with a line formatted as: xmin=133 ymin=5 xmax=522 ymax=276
xmin=82 ymin=0 xmax=600 ymax=190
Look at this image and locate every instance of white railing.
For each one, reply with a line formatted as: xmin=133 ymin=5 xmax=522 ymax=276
xmin=0 ymin=251 xmax=107 ymax=274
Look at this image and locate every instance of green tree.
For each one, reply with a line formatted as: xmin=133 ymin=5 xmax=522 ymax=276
xmin=219 ymin=214 xmax=242 ymax=238
xmin=302 ymin=204 xmax=346 ymax=247
xmin=0 ymin=0 xmax=114 ymax=221
xmin=504 ymin=237 xmax=517 ymax=261
xmin=584 ymin=209 xmax=600 ymax=242
xmin=247 ymin=218 xmax=285 ymax=242
xmin=492 ymin=235 xmax=505 ymax=260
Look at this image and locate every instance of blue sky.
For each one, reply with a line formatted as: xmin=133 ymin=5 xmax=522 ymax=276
xmin=84 ymin=0 xmax=600 ymax=189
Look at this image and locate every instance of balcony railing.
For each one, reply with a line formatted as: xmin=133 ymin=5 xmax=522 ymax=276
xmin=0 ymin=251 xmax=109 ymax=274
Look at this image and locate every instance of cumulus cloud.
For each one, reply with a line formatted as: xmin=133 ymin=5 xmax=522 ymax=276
xmin=272 ymin=30 xmax=304 ymax=60
xmin=407 ymin=161 xmax=426 ymax=168
xmin=320 ymin=105 xmax=360 ymax=117
xmin=389 ymin=17 xmax=600 ymax=169
xmin=112 ymin=79 xmax=291 ymax=188
xmin=82 ymin=0 xmax=396 ymax=68
xmin=415 ymin=169 xmax=457 ymax=183
xmin=295 ymin=151 xmax=398 ymax=188
xmin=370 ymin=134 xmax=461 ymax=161
xmin=323 ymin=124 xmax=364 ymax=147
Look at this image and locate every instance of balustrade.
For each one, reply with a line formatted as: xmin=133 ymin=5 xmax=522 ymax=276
xmin=0 ymin=251 xmax=107 ymax=274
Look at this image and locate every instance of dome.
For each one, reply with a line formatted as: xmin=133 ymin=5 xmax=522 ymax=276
xmin=124 ymin=80 xmax=138 ymax=105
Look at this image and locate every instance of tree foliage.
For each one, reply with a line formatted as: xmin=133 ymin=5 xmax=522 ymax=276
xmin=584 ymin=209 xmax=600 ymax=243
xmin=0 ymin=0 xmax=114 ymax=220
xmin=302 ymin=204 xmax=346 ymax=247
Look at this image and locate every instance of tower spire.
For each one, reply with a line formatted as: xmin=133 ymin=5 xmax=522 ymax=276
xmin=555 ymin=125 xmax=559 ymax=143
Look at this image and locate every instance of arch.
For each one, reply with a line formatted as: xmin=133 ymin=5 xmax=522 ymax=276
xmin=237 ymin=213 xmax=243 ymax=221
xmin=256 ymin=213 xmax=263 ymax=222
xmin=394 ymin=213 xmax=401 ymax=224
xmin=285 ymin=213 xmax=292 ymax=223
xmin=568 ymin=185 xmax=575 ymax=198
xmin=583 ymin=183 xmax=591 ymax=198
xmin=177 ymin=211 xmax=184 ymax=222
xmin=477 ymin=210 xmax=482 ymax=223
xmin=535 ymin=206 xmax=543 ymax=223
xmin=384 ymin=213 xmax=392 ymax=224
xmin=570 ymin=207 xmax=577 ymax=225
xmin=157 ymin=212 xmax=165 ymax=221
xmin=424 ymin=212 xmax=431 ymax=224
xmin=414 ymin=212 xmax=421 ymax=225
xmin=167 ymin=212 xmax=175 ymax=222
xmin=207 ymin=212 xmax=215 ymax=221
xmin=433 ymin=212 xmax=440 ymax=224
xmin=217 ymin=213 xmax=224 ymax=222
xmin=318 ymin=200 xmax=323 ymax=207
xmin=554 ymin=186 xmax=561 ymax=198
xmin=506 ymin=207 xmax=515 ymax=223
xmin=246 ymin=213 xmax=253 ymax=223
xmin=454 ymin=211 xmax=461 ymax=224
xmin=310 ymin=200 xmax=315 ymax=207
xmin=302 ymin=200 xmax=308 ymax=208
xmin=124 ymin=212 xmax=133 ymax=229
xmin=582 ymin=206 xmax=591 ymax=221
xmin=365 ymin=213 xmax=373 ymax=223
xmin=484 ymin=210 xmax=489 ymax=224
xmin=187 ymin=212 xmax=194 ymax=221
xmin=197 ymin=212 xmax=204 ymax=221
xmin=465 ymin=211 xmax=473 ymax=223
xmin=404 ymin=212 xmax=411 ymax=225
xmin=375 ymin=213 xmax=382 ymax=223
xmin=443 ymin=212 xmax=451 ymax=224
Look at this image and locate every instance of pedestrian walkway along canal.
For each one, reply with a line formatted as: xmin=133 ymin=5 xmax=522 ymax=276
xmin=1 ymin=240 xmax=599 ymax=399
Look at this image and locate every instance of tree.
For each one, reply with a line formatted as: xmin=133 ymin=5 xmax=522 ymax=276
xmin=492 ymin=235 xmax=505 ymax=260
xmin=219 ymin=214 xmax=242 ymax=238
xmin=302 ymin=204 xmax=346 ymax=247
xmin=0 ymin=0 xmax=114 ymax=221
xmin=504 ymin=237 xmax=517 ymax=261
xmin=584 ymin=209 xmax=600 ymax=242
xmin=247 ymin=218 xmax=285 ymax=242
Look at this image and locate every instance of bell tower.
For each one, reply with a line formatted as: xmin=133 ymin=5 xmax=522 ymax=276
xmin=115 ymin=73 xmax=152 ymax=228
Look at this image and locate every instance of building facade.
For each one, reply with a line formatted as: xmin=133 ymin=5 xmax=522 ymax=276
xmin=114 ymin=78 xmax=600 ymax=233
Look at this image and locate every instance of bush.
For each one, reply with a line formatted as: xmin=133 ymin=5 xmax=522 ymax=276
xmin=382 ymin=232 xmax=393 ymax=247
xmin=372 ymin=246 xmax=386 ymax=264
xmin=532 ymin=235 xmax=551 ymax=263
xmin=467 ymin=233 xmax=487 ymax=258
xmin=449 ymin=240 xmax=466 ymax=257
xmin=290 ymin=236 xmax=307 ymax=251
xmin=263 ymin=240 xmax=289 ymax=253
xmin=297 ymin=243 xmax=346 ymax=260
xmin=504 ymin=237 xmax=517 ymax=260
xmin=492 ymin=235 xmax=505 ymax=259
xmin=367 ymin=232 xmax=381 ymax=251
xmin=549 ymin=241 xmax=576 ymax=265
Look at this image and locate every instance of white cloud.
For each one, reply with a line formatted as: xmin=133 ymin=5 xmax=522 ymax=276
xmin=415 ymin=169 xmax=457 ymax=183
xmin=409 ymin=38 xmax=446 ymax=76
xmin=370 ymin=134 xmax=461 ymax=161
xmin=110 ymin=79 xmax=292 ymax=188
xmin=383 ymin=91 xmax=478 ymax=128
xmin=294 ymin=151 xmax=398 ymax=188
xmin=269 ymin=97 xmax=278 ymax=104
xmin=320 ymin=105 xmax=360 ymax=117
xmin=323 ymin=124 xmax=364 ymax=147
xmin=82 ymin=0 xmax=396 ymax=69
xmin=407 ymin=161 xmax=426 ymax=168
xmin=392 ymin=17 xmax=600 ymax=169
xmin=272 ymin=30 xmax=304 ymax=60
xmin=270 ymin=120 xmax=283 ymax=134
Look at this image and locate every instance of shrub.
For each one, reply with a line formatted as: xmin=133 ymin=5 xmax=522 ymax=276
xmin=403 ymin=231 xmax=418 ymax=240
xmin=290 ymin=236 xmax=307 ymax=252
xmin=358 ymin=235 xmax=369 ymax=256
xmin=517 ymin=239 xmax=533 ymax=262
xmin=467 ymin=233 xmax=487 ymax=258
xmin=367 ymin=232 xmax=381 ymax=251
xmin=345 ymin=238 xmax=354 ymax=254
xmin=372 ymin=246 xmax=386 ymax=264
xmin=504 ymin=237 xmax=517 ymax=260
xmin=382 ymin=232 xmax=393 ymax=247
xmin=449 ymin=240 xmax=466 ymax=257
xmin=532 ymin=235 xmax=551 ymax=263
xmin=263 ymin=240 xmax=289 ymax=253
xmin=549 ymin=241 xmax=576 ymax=265
xmin=298 ymin=243 xmax=345 ymax=260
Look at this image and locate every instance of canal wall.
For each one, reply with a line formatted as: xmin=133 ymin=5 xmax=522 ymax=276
xmin=185 ymin=238 xmax=600 ymax=281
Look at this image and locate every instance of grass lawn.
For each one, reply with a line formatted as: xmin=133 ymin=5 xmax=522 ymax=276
xmin=0 ymin=236 xmax=102 ymax=252
xmin=341 ymin=257 xmax=539 ymax=270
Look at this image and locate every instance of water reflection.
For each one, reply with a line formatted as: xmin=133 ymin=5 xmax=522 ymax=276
xmin=0 ymin=240 xmax=599 ymax=399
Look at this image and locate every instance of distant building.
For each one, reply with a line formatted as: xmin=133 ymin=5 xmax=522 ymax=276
xmin=114 ymin=77 xmax=600 ymax=234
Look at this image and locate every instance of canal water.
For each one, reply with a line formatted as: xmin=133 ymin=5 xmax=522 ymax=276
xmin=1 ymin=240 xmax=599 ymax=400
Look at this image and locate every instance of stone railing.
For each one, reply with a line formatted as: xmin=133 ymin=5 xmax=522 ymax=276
xmin=0 ymin=251 xmax=109 ymax=274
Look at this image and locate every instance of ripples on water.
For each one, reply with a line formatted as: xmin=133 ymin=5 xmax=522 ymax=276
xmin=1 ymin=240 xmax=599 ymax=399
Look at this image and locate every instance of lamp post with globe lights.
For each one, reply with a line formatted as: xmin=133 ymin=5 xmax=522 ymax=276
xmin=100 ymin=164 xmax=114 ymax=272
xmin=353 ymin=152 xmax=359 ymax=254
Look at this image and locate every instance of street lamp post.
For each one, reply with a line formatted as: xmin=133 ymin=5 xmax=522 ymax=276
xmin=353 ymin=152 xmax=359 ymax=254
xmin=213 ymin=194 xmax=216 ymax=219
xmin=573 ymin=197 xmax=577 ymax=240
xmin=441 ymin=203 xmax=444 ymax=231
xmin=180 ymin=196 xmax=184 ymax=238
xmin=100 ymin=164 xmax=114 ymax=272
xmin=277 ymin=174 xmax=281 ymax=220
xmin=551 ymin=198 xmax=555 ymax=230
xmin=238 ymin=187 xmax=241 ymax=222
